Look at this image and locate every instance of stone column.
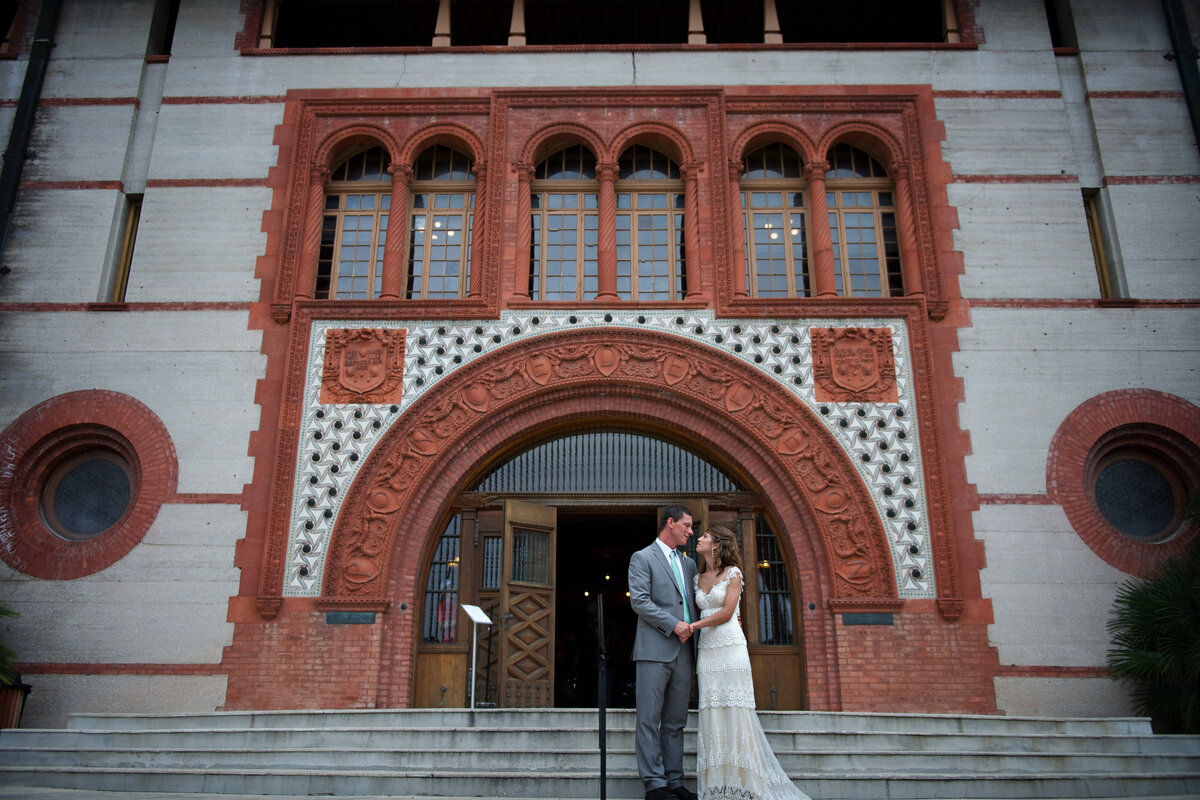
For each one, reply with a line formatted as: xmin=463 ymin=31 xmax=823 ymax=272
xmin=728 ymin=160 xmax=748 ymax=297
xmin=891 ymin=162 xmax=924 ymax=297
xmin=513 ymin=162 xmax=534 ymax=300
xmin=433 ymin=0 xmax=451 ymax=46
xmin=688 ymin=0 xmax=706 ymax=44
xmin=379 ymin=164 xmax=412 ymax=300
xmin=468 ymin=163 xmax=487 ymax=298
xmin=805 ymin=160 xmax=838 ymax=297
xmin=295 ymin=164 xmax=329 ymax=301
xmin=681 ymin=161 xmax=702 ymax=299
xmin=508 ymin=0 xmax=526 ymax=46
xmin=595 ymin=161 xmax=620 ymax=301
xmin=764 ymin=0 xmax=783 ymax=44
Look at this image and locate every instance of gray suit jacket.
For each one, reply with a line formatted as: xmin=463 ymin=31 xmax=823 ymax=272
xmin=628 ymin=541 xmax=699 ymax=662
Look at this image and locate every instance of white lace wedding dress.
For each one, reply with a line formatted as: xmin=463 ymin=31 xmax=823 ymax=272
xmin=694 ymin=567 xmax=812 ymax=800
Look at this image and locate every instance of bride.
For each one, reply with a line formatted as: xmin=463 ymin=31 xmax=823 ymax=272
xmin=688 ymin=525 xmax=813 ymax=800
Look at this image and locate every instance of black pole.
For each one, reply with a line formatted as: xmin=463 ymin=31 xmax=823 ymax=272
xmin=483 ymin=601 xmax=496 ymax=706
xmin=0 ymin=0 xmax=62 ymax=262
xmin=597 ymin=593 xmax=607 ymax=800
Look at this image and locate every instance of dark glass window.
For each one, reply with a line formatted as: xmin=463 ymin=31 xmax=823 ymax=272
xmin=756 ymin=515 xmax=794 ymax=645
xmin=474 ymin=429 xmax=743 ymax=494
xmin=422 ymin=515 xmax=461 ymax=644
xmin=41 ymin=453 xmax=133 ymax=541
xmin=1095 ymin=458 xmax=1180 ymax=541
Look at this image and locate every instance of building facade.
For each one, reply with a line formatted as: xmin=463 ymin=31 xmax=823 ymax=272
xmin=0 ymin=0 xmax=1198 ymax=728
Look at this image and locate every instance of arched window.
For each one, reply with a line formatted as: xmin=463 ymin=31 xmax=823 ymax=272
xmin=616 ymin=145 xmax=685 ymax=301
xmin=530 ymin=145 xmax=599 ymax=301
xmin=741 ymin=142 xmax=810 ymax=298
xmin=315 ymin=146 xmax=391 ymax=300
xmin=825 ymin=143 xmax=903 ymax=297
xmin=408 ymin=145 xmax=475 ymax=300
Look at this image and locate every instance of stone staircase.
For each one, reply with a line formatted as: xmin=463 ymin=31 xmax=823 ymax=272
xmin=0 ymin=708 xmax=1198 ymax=798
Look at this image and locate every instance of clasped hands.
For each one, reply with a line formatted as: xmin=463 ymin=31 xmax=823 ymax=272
xmin=674 ymin=620 xmax=697 ymax=643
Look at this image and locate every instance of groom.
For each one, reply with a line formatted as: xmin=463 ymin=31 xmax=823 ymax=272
xmin=628 ymin=504 xmax=699 ymax=800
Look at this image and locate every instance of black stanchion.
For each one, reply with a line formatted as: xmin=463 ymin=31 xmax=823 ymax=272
xmin=597 ymin=593 xmax=607 ymax=800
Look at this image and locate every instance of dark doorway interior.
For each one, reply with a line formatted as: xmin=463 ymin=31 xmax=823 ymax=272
xmin=555 ymin=508 xmax=656 ymax=708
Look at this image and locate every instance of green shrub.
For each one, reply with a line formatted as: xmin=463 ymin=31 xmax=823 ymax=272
xmin=1106 ymin=526 xmax=1200 ymax=734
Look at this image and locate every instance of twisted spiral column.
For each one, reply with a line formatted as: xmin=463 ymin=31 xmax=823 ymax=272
xmin=891 ymin=162 xmax=924 ymax=297
xmin=805 ymin=160 xmax=838 ymax=297
xmin=728 ymin=159 xmax=748 ymax=297
xmin=379 ymin=164 xmax=413 ymax=300
xmin=468 ymin=162 xmax=487 ymax=298
xmin=513 ymin=162 xmax=534 ymax=300
xmin=681 ymin=161 xmax=702 ymax=299
xmin=295 ymin=165 xmax=330 ymax=301
xmin=596 ymin=161 xmax=620 ymax=301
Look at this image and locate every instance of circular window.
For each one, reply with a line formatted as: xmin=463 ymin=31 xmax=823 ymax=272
xmin=41 ymin=452 xmax=134 ymax=540
xmin=0 ymin=391 xmax=177 ymax=580
xmin=1093 ymin=455 xmax=1181 ymax=541
xmin=1048 ymin=391 xmax=1200 ymax=578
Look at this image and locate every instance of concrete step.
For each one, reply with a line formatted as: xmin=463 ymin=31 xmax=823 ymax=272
xmin=6 ymin=725 xmax=1192 ymax=755
xmin=63 ymin=707 xmax=1157 ymax=736
xmin=2 ymin=743 xmax=1198 ymax=775
xmin=1 ymin=765 xmax=1199 ymax=799
xmin=3 ymin=792 xmax=1200 ymax=800
xmin=1 ymin=709 xmax=1197 ymax=798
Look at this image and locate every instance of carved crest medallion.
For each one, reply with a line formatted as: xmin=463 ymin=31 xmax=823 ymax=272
xmin=321 ymin=329 xmax=406 ymax=404
xmin=811 ymin=327 xmax=898 ymax=403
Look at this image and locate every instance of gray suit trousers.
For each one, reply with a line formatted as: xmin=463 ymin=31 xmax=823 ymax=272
xmin=634 ymin=642 xmax=695 ymax=791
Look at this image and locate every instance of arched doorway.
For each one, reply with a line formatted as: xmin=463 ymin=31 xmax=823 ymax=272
xmin=410 ymin=429 xmax=807 ymax=710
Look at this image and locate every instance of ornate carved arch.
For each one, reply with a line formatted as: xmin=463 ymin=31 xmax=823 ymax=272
xmin=609 ymin=120 xmax=695 ymax=166
xmin=318 ymin=328 xmax=898 ymax=610
xmin=519 ymin=121 xmax=607 ymax=167
xmin=817 ymin=121 xmax=906 ymax=173
xmin=731 ymin=120 xmax=819 ymax=166
xmin=313 ymin=123 xmax=402 ymax=172
xmin=398 ymin=122 xmax=488 ymax=169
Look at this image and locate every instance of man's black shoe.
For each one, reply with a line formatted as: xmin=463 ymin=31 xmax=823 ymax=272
xmin=644 ymin=788 xmax=671 ymax=800
xmin=670 ymin=785 xmax=699 ymax=800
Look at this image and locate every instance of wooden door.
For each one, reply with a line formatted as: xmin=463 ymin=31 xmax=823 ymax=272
xmin=499 ymin=499 xmax=557 ymax=707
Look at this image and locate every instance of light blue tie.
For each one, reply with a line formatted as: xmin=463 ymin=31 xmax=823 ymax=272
xmin=669 ymin=549 xmax=692 ymax=624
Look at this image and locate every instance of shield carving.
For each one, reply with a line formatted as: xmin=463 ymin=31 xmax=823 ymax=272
xmin=593 ymin=345 xmax=620 ymax=376
xmin=662 ymin=354 xmax=690 ymax=386
xmin=525 ymin=354 xmax=553 ymax=386
xmin=829 ymin=340 xmax=880 ymax=394
xmin=340 ymin=337 xmax=387 ymax=395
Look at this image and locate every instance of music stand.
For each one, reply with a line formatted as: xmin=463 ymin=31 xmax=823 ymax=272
xmin=460 ymin=603 xmax=493 ymax=709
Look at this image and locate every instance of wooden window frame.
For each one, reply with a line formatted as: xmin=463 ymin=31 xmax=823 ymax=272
xmin=741 ymin=182 xmax=810 ymax=298
xmin=530 ymin=181 xmax=599 ymax=302
xmin=615 ymin=177 xmax=686 ymax=302
xmin=826 ymin=180 xmax=902 ymax=298
xmin=408 ymin=180 xmax=474 ymax=300
xmin=317 ymin=183 xmax=390 ymax=300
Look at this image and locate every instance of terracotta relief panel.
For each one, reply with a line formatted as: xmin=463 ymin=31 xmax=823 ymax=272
xmin=811 ymin=327 xmax=899 ymax=404
xmin=320 ymin=328 xmax=406 ymax=404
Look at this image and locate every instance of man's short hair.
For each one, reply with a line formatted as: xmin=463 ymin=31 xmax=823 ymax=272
xmin=659 ymin=503 xmax=694 ymax=532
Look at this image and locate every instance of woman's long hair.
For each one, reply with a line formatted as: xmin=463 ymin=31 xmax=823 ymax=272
xmin=698 ymin=524 xmax=744 ymax=576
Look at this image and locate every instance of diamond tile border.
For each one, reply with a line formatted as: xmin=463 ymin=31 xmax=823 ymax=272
xmin=285 ymin=311 xmax=932 ymax=598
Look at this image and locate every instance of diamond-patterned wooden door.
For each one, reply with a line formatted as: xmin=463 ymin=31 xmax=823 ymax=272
xmin=500 ymin=499 xmax=556 ymax=708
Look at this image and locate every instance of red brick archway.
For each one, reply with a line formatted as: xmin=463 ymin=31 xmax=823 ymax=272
xmin=317 ymin=327 xmax=900 ymax=707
